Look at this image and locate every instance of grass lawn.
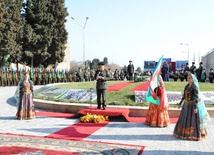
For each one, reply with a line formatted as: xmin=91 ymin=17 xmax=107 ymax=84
xmin=35 ymin=81 xmax=214 ymax=107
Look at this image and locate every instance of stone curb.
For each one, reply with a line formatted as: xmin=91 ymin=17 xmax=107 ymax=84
xmin=34 ymin=98 xmax=214 ymax=118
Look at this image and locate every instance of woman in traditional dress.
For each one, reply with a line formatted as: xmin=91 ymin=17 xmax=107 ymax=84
xmin=16 ymin=72 xmax=36 ymax=120
xmin=145 ymin=76 xmax=170 ymax=127
xmin=174 ymin=72 xmax=210 ymax=140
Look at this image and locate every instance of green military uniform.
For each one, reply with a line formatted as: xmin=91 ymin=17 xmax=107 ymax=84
xmin=67 ymin=69 xmax=71 ymax=82
xmin=2 ymin=67 xmax=7 ymax=86
xmin=7 ymin=67 xmax=13 ymax=86
xmin=56 ymin=69 xmax=61 ymax=83
xmin=30 ymin=67 xmax=35 ymax=85
xmin=41 ymin=68 xmax=47 ymax=85
xmin=12 ymin=68 xmax=18 ymax=86
xmin=84 ymin=69 xmax=90 ymax=81
xmin=45 ymin=68 xmax=48 ymax=84
xmin=90 ymin=69 xmax=95 ymax=81
xmin=65 ymin=69 xmax=68 ymax=82
xmin=19 ymin=68 xmax=23 ymax=82
xmin=47 ymin=68 xmax=52 ymax=84
xmin=71 ymin=70 xmax=76 ymax=82
xmin=37 ymin=67 xmax=41 ymax=85
xmin=51 ymin=68 xmax=56 ymax=83
xmin=76 ymin=68 xmax=83 ymax=82
xmin=61 ymin=69 xmax=65 ymax=82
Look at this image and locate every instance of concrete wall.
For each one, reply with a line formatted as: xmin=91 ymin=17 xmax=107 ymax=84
xmin=57 ymin=43 xmax=70 ymax=70
xmin=10 ymin=43 xmax=70 ymax=70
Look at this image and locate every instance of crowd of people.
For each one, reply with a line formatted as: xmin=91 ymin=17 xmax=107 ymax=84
xmin=161 ymin=61 xmax=214 ymax=83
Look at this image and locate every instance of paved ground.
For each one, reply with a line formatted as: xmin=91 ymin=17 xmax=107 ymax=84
xmin=0 ymin=86 xmax=214 ymax=155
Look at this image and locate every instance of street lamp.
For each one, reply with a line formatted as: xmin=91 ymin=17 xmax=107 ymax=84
xmin=71 ymin=17 xmax=89 ymax=76
xmin=180 ymin=43 xmax=189 ymax=64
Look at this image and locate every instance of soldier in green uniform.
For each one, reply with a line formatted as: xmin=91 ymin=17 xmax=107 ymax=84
xmin=7 ymin=67 xmax=13 ymax=86
xmin=66 ymin=69 xmax=70 ymax=82
xmin=2 ymin=67 xmax=7 ymax=86
xmin=30 ymin=67 xmax=35 ymax=85
xmin=107 ymin=68 xmax=113 ymax=80
xmin=56 ymin=69 xmax=61 ymax=83
xmin=37 ymin=67 xmax=42 ymax=85
xmin=84 ymin=69 xmax=90 ymax=81
xmin=12 ymin=68 xmax=18 ymax=86
xmin=19 ymin=68 xmax=24 ymax=83
xmin=90 ymin=68 xmax=95 ymax=81
xmin=94 ymin=62 xmax=109 ymax=110
xmin=41 ymin=67 xmax=47 ymax=85
xmin=34 ymin=68 xmax=38 ymax=85
xmin=47 ymin=68 xmax=52 ymax=84
xmin=51 ymin=68 xmax=56 ymax=83
xmin=71 ymin=69 xmax=76 ymax=82
xmin=41 ymin=67 xmax=44 ymax=85
xmin=76 ymin=67 xmax=83 ymax=82
xmin=65 ymin=69 xmax=69 ymax=82
xmin=45 ymin=67 xmax=48 ymax=84
xmin=61 ymin=69 xmax=65 ymax=82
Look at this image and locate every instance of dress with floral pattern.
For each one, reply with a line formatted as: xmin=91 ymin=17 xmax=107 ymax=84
xmin=173 ymin=83 xmax=207 ymax=141
xmin=16 ymin=80 xmax=36 ymax=120
xmin=145 ymin=86 xmax=170 ymax=127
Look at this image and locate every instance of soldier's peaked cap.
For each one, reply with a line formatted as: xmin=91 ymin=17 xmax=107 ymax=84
xmin=98 ymin=62 xmax=105 ymax=65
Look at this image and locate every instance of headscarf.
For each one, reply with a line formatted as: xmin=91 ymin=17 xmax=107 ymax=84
xmin=191 ymin=73 xmax=210 ymax=130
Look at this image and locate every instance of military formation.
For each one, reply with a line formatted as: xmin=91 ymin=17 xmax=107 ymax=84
xmin=0 ymin=66 xmax=97 ymax=87
xmin=0 ymin=65 xmax=137 ymax=87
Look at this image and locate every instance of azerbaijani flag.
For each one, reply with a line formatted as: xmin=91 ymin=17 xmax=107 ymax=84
xmin=146 ymin=55 xmax=168 ymax=109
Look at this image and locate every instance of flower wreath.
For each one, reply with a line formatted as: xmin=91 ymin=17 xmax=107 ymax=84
xmin=80 ymin=113 xmax=108 ymax=123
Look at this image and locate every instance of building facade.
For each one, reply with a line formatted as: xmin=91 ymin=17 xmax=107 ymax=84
xmin=201 ymin=48 xmax=214 ymax=71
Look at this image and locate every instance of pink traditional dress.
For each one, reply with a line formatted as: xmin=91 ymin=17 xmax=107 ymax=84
xmin=16 ymin=80 xmax=36 ymax=120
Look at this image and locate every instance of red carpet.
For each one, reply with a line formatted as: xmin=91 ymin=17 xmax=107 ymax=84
xmin=78 ymin=107 xmax=178 ymax=123
xmin=36 ymin=108 xmax=177 ymax=124
xmin=36 ymin=110 xmax=74 ymax=118
xmin=46 ymin=121 xmax=109 ymax=141
xmin=169 ymin=117 xmax=178 ymax=123
xmin=131 ymin=81 xmax=149 ymax=91
xmin=107 ymin=82 xmax=133 ymax=91
xmin=0 ymin=146 xmax=78 ymax=155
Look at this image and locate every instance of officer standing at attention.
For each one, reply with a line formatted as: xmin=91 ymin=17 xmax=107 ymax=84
xmin=209 ymin=68 xmax=214 ymax=83
xmin=127 ymin=60 xmax=134 ymax=80
xmin=189 ymin=62 xmax=196 ymax=75
xmin=94 ymin=62 xmax=108 ymax=110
